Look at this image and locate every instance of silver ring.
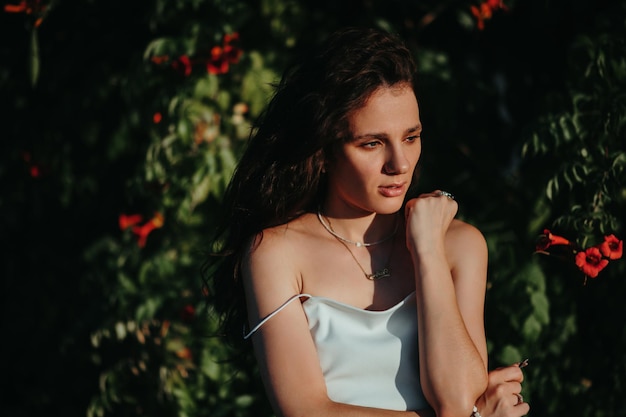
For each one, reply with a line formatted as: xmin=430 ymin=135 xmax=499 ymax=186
xmin=437 ymin=190 xmax=455 ymax=200
xmin=514 ymin=393 xmax=523 ymax=405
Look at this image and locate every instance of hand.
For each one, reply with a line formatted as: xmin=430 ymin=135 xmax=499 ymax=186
xmin=404 ymin=189 xmax=458 ymax=254
xmin=475 ymin=364 xmax=530 ymax=417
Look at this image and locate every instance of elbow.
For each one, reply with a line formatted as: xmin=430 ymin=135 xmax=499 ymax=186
xmin=279 ymin=397 xmax=338 ymax=417
xmin=432 ymin=373 xmax=488 ymax=417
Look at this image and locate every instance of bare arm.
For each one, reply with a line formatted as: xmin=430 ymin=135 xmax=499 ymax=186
xmin=405 ymin=192 xmax=489 ymax=417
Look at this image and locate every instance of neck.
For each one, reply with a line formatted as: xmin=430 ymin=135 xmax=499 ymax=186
xmin=317 ymin=206 xmax=398 ymax=247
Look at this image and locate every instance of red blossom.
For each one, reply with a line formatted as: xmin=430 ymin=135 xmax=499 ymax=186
xmin=207 ymin=33 xmax=242 ymax=75
xmin=223 ymin=44 xmax=242 ymax=63
xmin=131 ymin=212 xmax=164 ymax=248
xmin=470 ymin=3 xmax=492 ymax=30
xmin=156 ymin=33 xmax=242 ymax=77
xmin=471 ymin=0 xmax=507 ymax=30
xmin=153 ymin=112 xmax=162 ymax=124
xmin=172 ymin=55 xmax=192 ymax=76
xmin=486 ymin=0 xmax=508 ymax=10
xmin=181 ymin=305 xmax=195 ymax=322
xmin=575 ymin=247 xmax=609 ymax=279
xmin=176 ymin=347 xmax=193 ymax=360
xmin=150 ymin=55 xmax=169 ymax=65
xmin=207 ymin=46 xmax=230 ymax=75
xmin=29 ymin=165 xmax=40 ymax=178
xmin=600 ymin=234 xmax=623 ymax=260
xmin=119 ymin=213 xmax=143 ymax=230
xmin=4 ymin=0 xmax=47 ymax=27
xmin=223 ymin=32 xmax=239 ymax=44
xmin=21 ymin=151 xmax=45 ymax=178
xmin=536 ymin=229 xmax=622 ymax=282
xmin=535 ymin=229 xmax=572 ymax=252
xmin=4 ymin=0 xmax=45 ymax=14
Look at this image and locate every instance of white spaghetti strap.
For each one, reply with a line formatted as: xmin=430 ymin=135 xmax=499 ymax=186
xmin=243 ymin=293 xmax=311 ymax=340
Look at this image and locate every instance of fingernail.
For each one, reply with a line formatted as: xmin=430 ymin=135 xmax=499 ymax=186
xmin=518 ymin=358 xmax=529 ymax=368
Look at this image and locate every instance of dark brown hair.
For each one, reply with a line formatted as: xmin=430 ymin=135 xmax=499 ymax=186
xmin=204 ymin=26 xmax=418 ymax=347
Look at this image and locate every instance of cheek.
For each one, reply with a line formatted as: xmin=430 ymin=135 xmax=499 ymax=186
xmin=410 ymin=143 xmax=422 ymax=166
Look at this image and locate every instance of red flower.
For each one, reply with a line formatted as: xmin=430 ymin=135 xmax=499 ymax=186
xmin=4 ymin=0 xmax=45 ymax=14
xmin=4 ymin=0 xmax=47 ymax=27
xmin=535 ymin=229 xmax=572 ymax=252
xmin=181 ymin=305 xmax=195 ymax=322
xmin=21 ymin=151 xmax=44 ymax=178
xmin=150 ymin=55 xmax=169 ymax=65
xmin=575 ymin=247 xmax=609 ymax=279
xmin=223 ymin=32 xmax=239 ymax=44
xmin=486 ymin=0 xmax=508 ymax=10
xmin=131 ymin=212 xmax=164 ymax=248
xmin=222 ymin=33 xmax=242 ymax=63
xmin=223 ymin=44 xmax=242 ymax=64
xmin=470 ymin=3 xmax=492 ymax=30
xmin=172 ymin=55 xmax=192 ymax=76
xmin=207 ymin=46 xmax=230 ymax=75
xmin=207 ymin=33 xmax=243 ymax=75
xmin=119 ymin=213 xmax=143 ymax=230
xmin=176 ymin=347 xmax=193 ymax=360
xmin=153 ymin=112 xmax=162 ymax=124
xmin=600 ymin=234 xmax=623 ymax=260
xmin=470 ymin=0 xmax=508 ymax=30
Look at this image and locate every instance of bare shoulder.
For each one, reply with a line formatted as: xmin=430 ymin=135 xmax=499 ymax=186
xmin=447 ymin=219 xmax=487 ymax=246
xmin=244 ymin=222 xmax=302 ymax=287
xmin=242 ymin=216 xmax=314 ymax=319
xmin=446 ymin=219 xmax=488 ymax=274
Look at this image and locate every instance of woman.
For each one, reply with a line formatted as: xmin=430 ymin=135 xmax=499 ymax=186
xmin=207 ymin=27 xmax=529 ymax=417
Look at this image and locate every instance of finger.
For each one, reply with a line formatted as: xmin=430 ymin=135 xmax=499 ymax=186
xmin=488 ymin=365 xmax=524 ymax=384
xmin=517 ymin=402 xmax=531 ymax=415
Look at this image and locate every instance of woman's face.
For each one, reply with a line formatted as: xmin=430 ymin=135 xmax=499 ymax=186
xmin=325 ymin=85 xmax=422 ymax=216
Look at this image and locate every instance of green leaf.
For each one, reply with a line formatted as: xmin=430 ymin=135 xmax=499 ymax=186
xmin=522 ymin=315 xmax=542 ymax=342
xmin=497 ymin=345 xmax=523 ymax=366
xmin=118 ymin=272 xmax=138 ymax=294
xmin=194 ymin=76 xmax=219 ymax=99
xmin=530 ymin=292 xmax=550 ymax=325
xmin=30 ymin=28 xmax=40 ymax=87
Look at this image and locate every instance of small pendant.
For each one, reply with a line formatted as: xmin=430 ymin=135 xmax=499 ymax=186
xmin=367 ymin=268 xmax=391 ymax=280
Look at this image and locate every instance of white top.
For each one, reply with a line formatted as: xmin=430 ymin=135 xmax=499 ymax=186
xmin=245 ymin=292 xmax=428 ymax=411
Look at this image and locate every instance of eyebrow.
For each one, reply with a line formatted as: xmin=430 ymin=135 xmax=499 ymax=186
xmin=352 ymin=123 xmax=422 ymax=141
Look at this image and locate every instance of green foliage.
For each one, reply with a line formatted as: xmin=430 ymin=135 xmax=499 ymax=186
xmin=522 ymin=33 xmax=626 ymax=244
xmin=2 ymin=1 xmax=626 ymax=417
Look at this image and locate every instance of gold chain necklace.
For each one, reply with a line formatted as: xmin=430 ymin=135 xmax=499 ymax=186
xmin=317 ymin=211 xmax=395 ymax=280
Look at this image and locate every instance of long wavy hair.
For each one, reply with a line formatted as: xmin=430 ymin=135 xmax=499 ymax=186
xmin=204 ymin=26 xmax=418 ymax=348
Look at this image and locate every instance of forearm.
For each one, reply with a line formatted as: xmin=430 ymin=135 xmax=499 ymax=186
xmin=296 ymin=400 xmax=434 ymax=417
xmin=414 ymin=252 xmax=487 ymax=417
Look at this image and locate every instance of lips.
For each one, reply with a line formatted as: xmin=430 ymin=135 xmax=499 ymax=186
xmin=378 ymin=182 xmax=407 ymax=197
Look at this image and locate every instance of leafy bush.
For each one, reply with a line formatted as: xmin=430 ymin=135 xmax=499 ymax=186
xmin=1 ymin=1 xmax=624 ymax=416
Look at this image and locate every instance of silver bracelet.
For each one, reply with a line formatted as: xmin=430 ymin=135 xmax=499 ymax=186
xmin=471 ymin=405 xmax=483 ymax=417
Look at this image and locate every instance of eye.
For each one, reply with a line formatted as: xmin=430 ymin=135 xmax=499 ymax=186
xmin=405 ymin=135 xmax=420 ymax=143
xmin=361 ymin=140 xmax=381 ymax=148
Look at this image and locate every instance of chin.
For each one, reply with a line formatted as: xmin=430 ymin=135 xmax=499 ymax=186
xmin=374 ymin=199 xmax=404 ymax=215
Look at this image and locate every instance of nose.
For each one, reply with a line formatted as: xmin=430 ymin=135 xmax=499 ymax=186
xmin=383 ymin=144 xmax=410 ymax=175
